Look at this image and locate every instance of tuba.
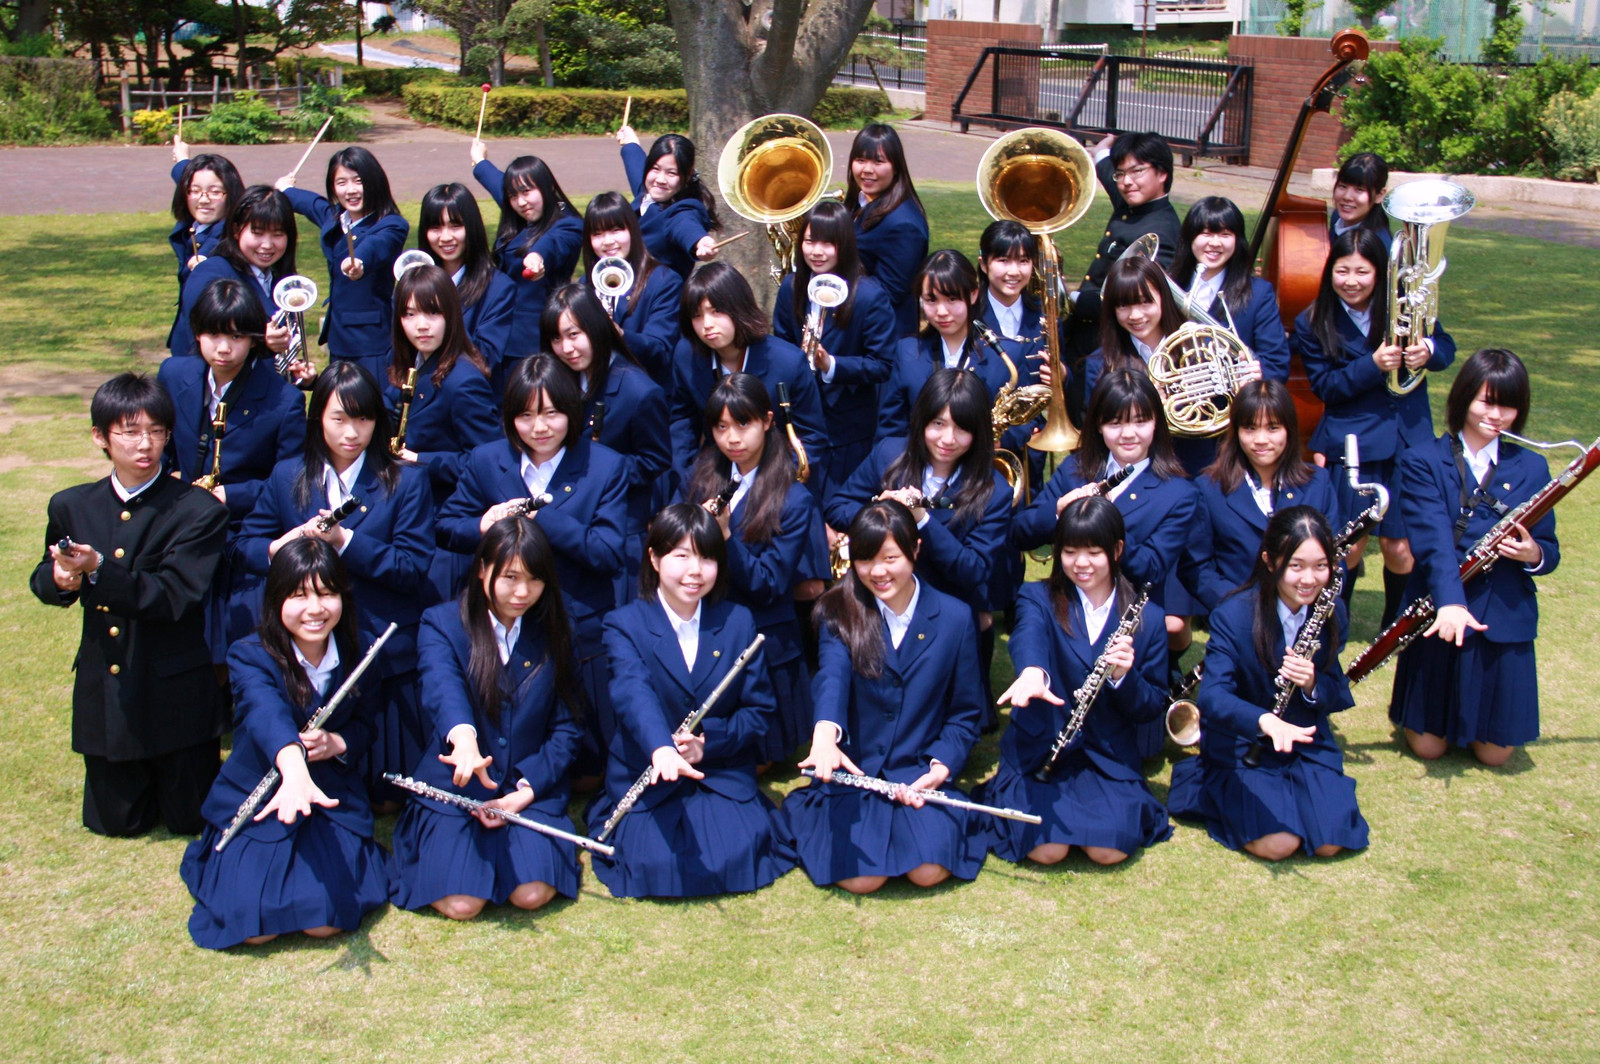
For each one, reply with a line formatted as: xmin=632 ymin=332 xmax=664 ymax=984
xmin=802 ymin=273 xmax=849 ymax=371
xmin=591 ymin=256 xmax=635 ymax=318
xmin=1383 ymin=179 xmax=1474 ymax=396
xmin=717 ymin=114 xmax=834 ymax=281
xmin=270 ymin=275 xmax=318 ymax=377
xmin=975 ymin=127 xmax=1097 ymax=456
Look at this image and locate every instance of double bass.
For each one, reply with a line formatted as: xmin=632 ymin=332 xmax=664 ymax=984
xmin=1248 ymin=29 xmax=1371 ymax=450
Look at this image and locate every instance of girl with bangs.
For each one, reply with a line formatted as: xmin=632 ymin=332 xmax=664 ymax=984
xmin=417 ymin=182 xmax=516 ymax=375
xmin=979 ymin=496 xmax=1171 ymax=867
xmin=581 ymin=191 xmax=683 ymax=385
xmin=238 ymin=363 xmax=436 ymax=805
xmin=977 ymin=220 xmax=1041 ymax=344
xmin=1389 ymin=348 xmax=1557 ymax=767
xmin=166 ymin=142 xmax=244 ymax=348
xmin=277 ymin=147 xmax=409 ymax=384
xmin=787 ymin=500 xmax=986 ymax=893
xmin=1169 ymin=196 xmax=1292 ymax=382
xmin=590 ymin=504 xmax=794 ymax=899
xmin=877 ymin=249 xmax=1018 ymax=444
xmin=438 ymin=355 xmax=628 ymax=759
xmin=391 ymin=517 xmax=587 ymax=919
xmin=1330 ymin=152 xmax=1393 ymax=250
xmin=180 ymin=539 xmax=391 ymax=949
xmin=683 ymin=374 xmax=829 ymax=764
xmin=541 ymin=283 xmax=670 ymax=594
xmin=668 ymin=262 xmax=827 ymax=493
xmin=846 ymin=124 xmax=930 ymax=337
xmin=1167 ymin=506 xmax=1368 ymax=861
xmin=469 ymin=142 xmax=584 ymax=348
xmin=614 ymin=125 xmax=721 ymax=278
xmin=771 ymin=200 xmax=898 ymax=488
xmin=171 ymin=185 xmax=300 ymax=363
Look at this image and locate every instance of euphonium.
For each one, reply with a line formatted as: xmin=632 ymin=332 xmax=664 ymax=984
xmin=980 ymin=322 xmax=1051 ymax=507
xmin=194 ymin=402 xmax=228 ymax=492
xmin=591 ymin=255 xmax=635 ymax=318
xmin=802 ymin=273 xmax=849 ymax=371
xmin=1383 ymin=179 xmax=1475 ymax=396
xmin=271 ymin=274 xmax=318 ymax=377
xmin=390 ymin=367 xmax=418 ymax=457
xmin=775 ymin=382 xmax=809 ymax=484
xmin=975 ymin=127 xmax=1095 ymax=455
xmin=717 ymin=114 xmax=834 ymax=280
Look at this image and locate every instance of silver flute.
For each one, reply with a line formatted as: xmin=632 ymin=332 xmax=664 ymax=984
xmin=801 ymin=768 xmax=1041 ymax=824
xmin=383 ymin=773 xmax=614 ymax=857
xmin=594 ymin=633 xmax=765 ymax=844
xmin=214 ymin=622 xmax=398 ymax=852
xmin=1035 ymin=585 xmax=1151 ymax=781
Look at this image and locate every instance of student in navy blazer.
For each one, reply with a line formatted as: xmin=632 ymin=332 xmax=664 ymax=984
xmin=1168 ymin=507 xmax=1368 ymax=861
xmin=772 ymin=201 xmax=898 ymax=487
xmin=616 ymin=128 xmax=719 ymax=278
xmin=979 ymin=498 xmax=1171 ymax=866
xmin=669 ymin=263 xmax=827 ymax=492
xmin=581 ymin=191 xmax=685 ymax=388
xmin=589 ymin=504 xmax=795 ymax=898
xmin=237 ymin=363 xmax=435 ymax=802
xmin=391 ymin=518 xmax=586 ymax=918
xmin=166 ymin=144 xmax=243 ymax=348
xmin=179 ymin=540 xmax=390 ymax=949
xmin=788 ymin=501 xmax=986 ymax=892
xmin=846 ymin=125 xmax=930 ymax=337
xmin=1329 ymin=152 xmax=1394 ymax=253
xmin=1388 ymin=350 xmax=1559 ymax=766
xmin=1293 ymin=226 xmax=1454 ymax=625
xmin=416 ymin=182 xmax=517 ymax=377
xmin=1170 ymin=197 xmax=1293 ymax=383
xmin=170 ymin=186 xmax=302 ymax=364
xmin=276 ymin=147 xmax=410 ymax=383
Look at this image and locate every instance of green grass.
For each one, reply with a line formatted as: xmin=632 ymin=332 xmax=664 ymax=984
xmin=1 ymin=188 xmax=1598 ymax=1062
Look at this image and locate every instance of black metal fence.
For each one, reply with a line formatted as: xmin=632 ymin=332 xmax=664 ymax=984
xmin=952 ymin=46 xmax=1253 ymax=162
xmin=833 ymin=20 xmax=926 ymax=92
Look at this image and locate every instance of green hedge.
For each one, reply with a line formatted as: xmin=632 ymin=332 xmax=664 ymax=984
xmin=0 ymin=56 xmax=113 ymax=144
xmin=274 ymin=56 xmax=452 ymax=98
xmin=402 ymin=83 xmax=891 ymax=135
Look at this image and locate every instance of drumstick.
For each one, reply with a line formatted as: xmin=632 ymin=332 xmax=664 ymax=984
xmin=474 ymin=83 xmax=492 ymax=140
xmin=176 ymin=105 xmax=184 ymax=143
xmin=708 ymin=230 xmax=751 ymax=252
xmin=621 ymin=94 xmax=632 ymax=130
xmin=289 ymin=115 xmax=335 ymax=181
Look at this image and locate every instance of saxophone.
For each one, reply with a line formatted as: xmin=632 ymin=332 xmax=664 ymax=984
xmin=193 ymin=402 xmax=228 ymax=492
xmin=979 ymin=321 xmax=1052 ymax=507
xmin=389 ymin=367 xmax=418 ymax=457
xmin=1034 ymin=584 xmax=1150 ymax=781
xmin=1242 ymin=566 xmax=1346 ymax=768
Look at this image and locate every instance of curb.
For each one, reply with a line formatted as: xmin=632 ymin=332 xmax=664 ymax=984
xmin=1310 ymin=167 xmax=1600 ymax=211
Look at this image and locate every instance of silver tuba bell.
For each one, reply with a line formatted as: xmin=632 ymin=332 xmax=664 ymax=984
xmin=591 ymin=256 xmax=635 ymax=318
xmin=1383 ymin=178 xmax=1475 ymax=396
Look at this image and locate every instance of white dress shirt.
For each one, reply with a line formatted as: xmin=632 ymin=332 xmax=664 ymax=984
xmin=987 ymin=292 xmax=1023 ymax=340
xmin=294 ymin=638 xmax=342 ymax=700
xmin=205 ymin=369 xmax=232 ymax=422
xmin=1077 ymin=586 xmax=1117 ymax=644
xmin=658 ymin=591 xmax=702 ymax=671
xmin=111 ymin=470 xmax=162 ymax=502
xmin=940 ymin=336 xmax=965 ymax=370
xmin=324 ymin=453 xmax=364 ymax=510
xmin=489 ymin=612 xmax=522 ymax=666
xmin=874 ymin=578 xmax=922 ymax=650
xmin=1130 ymin=334 xmax=1157 ymax=366
xmin=1343 ymin=302 xmax=1372 ymax=335
xmin=1462 ymin=436 xmax=1500 ymax=487
xmin=1188 ymin=267 xmax=1225 ymax=319
xmin=728 ymin=464 xmax=756 ymax=515
xmin=1245 ymin=470 xmax=1274 ymax=516
xmin=1278 ymin=598 xmax=1309 ymax=649
xmin=520 ymin=448 xmax=565 ymax=499
xmin=1103 ymin=456 xmax=1149 ymax=502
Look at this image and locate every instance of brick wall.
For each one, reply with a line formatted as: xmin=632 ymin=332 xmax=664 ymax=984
xmin=926 ymin=19 xmax=1043 ymax=124
xmin=1228 ymin=34 xmax=1399 ymax=173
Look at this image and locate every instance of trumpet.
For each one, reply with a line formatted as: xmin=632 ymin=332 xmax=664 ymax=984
xmin=980 ymin=321 xmax=1052 ymax=507
xmin=591 ymin=255 xmax=635 ymax=318
xmin=193 ymin=402 xmax=228 ymax=492
xmin=390 ymin=367 xmax=418 ymax=457
xmin=392 ymin=248 xmax=435 ymax=280
xmin=717 ymin=114 xmax=836 ymax=280
xmin=270 ymin=275 xmax=318 ymax=377
xmin=802 ymin=273 xmax=849 ymax=371
xmin=775 ymin=381 xmax=810 ymax=484
xmin=1384 ymin=179 xmax=1474 ymax=396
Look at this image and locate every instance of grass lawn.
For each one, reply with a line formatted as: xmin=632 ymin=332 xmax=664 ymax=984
xmin=0 ymin=185 xmax=1597 ymax=1062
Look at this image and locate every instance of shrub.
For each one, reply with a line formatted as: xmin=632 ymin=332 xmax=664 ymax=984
xmin=547 ymin=14 xmax=682 ymax=89
xmin=285 ymin=84 xmax=373 ymax=140
xmin=274 ymin=56 xmax=451 ymax=98
xmin=1544 ymin=87 xmax=1600 ymax=181
xmin=198 ymin=90 xmax=281 ymax=144
xmin=131 ymin=107 xmax=177 ymax=144
xmin=0 ymin=56 xmax=113 ymax=145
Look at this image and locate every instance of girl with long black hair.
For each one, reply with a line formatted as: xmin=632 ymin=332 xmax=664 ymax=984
xmin=417 ymin=182 xmax=517 ymax=374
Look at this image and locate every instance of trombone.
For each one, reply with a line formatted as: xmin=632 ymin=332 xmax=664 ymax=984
xmin=717 ymin=114 xmax=835 ymax=280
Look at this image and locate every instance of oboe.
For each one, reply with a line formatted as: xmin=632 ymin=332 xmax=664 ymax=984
xmin=383 ymin=773 xmax=615 ymax=857
xmin=389 ymin=367 xmax=418 ymax=457
xmin=706 ymin=477 xmax=739 ymax=517
xmin=215 ymin=622 xmax=398 ymax=851
xmin=800 ymin=768 xmax=1042 ymax=824
xmin=594 ymin=633 xmax=765 ymax=844
xmin=1242 ymin=567 xmax=1345 ymax=768
xmin=193 ymin=402 xmax=228 ymax=491
xmin=1035 ymin=584 xmax=1151 ymax=781
xmin=315 ymin=495 xmax=362 ymax=532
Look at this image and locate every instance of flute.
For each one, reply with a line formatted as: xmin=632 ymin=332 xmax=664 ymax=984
xmin=800 ymin=768 xmax=1042 ymax=824
xmin=383 ymin=774 xmax=614 ymax=857
xmin=215 ymin=622 xmax=398 ymax=852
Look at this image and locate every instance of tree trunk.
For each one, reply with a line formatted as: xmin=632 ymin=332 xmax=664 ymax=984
xmin=233 ymin=0 xmax=247 ymax=78
xmin=13 ymin=0 xmax=49 ymax=40
xmin=537 ymin=21 xmax=553 ymax=87
xmin=354 ymin=1 xmax=365 ymax=67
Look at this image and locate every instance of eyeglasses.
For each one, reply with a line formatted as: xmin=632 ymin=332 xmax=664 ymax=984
xmin=109 ymin=428 xmax=170 ymax=444
xmin=1113 ymin=164 xmax=1154 ymax=183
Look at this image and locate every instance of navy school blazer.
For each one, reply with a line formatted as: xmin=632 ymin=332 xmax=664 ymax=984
xmin=437 ymin=436 xmax=628 ymax=628
xmin=1292 ymin=306 xmax=1455 ymax=461
xmin=1196 ymin=590 xmax=1353 ymax=770
xmin=825 ymin=437 xmax=1012 ymax=614
xmin=169 ymin=256 xmax=274 ymax=360
xmin=811 ymin=580 xmax=983 ymax=783
xmin=283 ymin=187 xmax=409 ymax=359
xmin=876 ymin=333 xmax=1017 ymax=445
xmin=409 ymin=601 xmax=583 ymax=816
xmin=853 ymin=198 xmax=930 ymax=337
xmin=472 ymin=159 xmax=585 ymax=341
xmin=157 ymin=354 xmax=306 ymax=525
xmin=621 ymin=142 xmax=713 ymax=280
xmin=1201 ymin=276 xmax=1293 ymax=384
xmin=166 ymin=160 xmax=229 ymax=347
xmin=1329 ymin=216 xmax=1394 ymax=253
xmin=381 ymin=356 xmax=500 ymax=507
xmin=601 ymin=596 xmax=774 ymax=810
xmin=587 ymin=358 xmax=672 ymax=535
xmin=1398 ymin=434 xmax=1559 ymax=644
xmin=237 ymin=457 xmax=435 ymax=675
xmin=460 ymin=269 xmax=518 ymax=373
xmin=203 ymin=635 xmax=376 ymax=840
xmin=1193 ymin=465 xmax=1343 ymax=611
xmin=772 ymin=273 xmax=898 ymax=449
xmin=1002 ymin=580 xmax=1168 ymax=778
xmin=609 ymin=263 xmax=684 ymax=387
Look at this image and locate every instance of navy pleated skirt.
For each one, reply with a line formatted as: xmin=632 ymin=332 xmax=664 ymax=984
xmin=586 ymin=786 xmax=796 ymax=898
xmin=758 ymin=654 xmax=813 ymax=764
xmin=389 ymin=801 xmax=581 ymax=909
xmin=783 ymin=781 xmax=987 ymax=886
xmin=1167 ymin=750 xmax=1369 ymax=855
xmin=1389 ymin=634 xmax=1538 ymax=748
xmin=1332 ymin=452 xmax=1406 ymax=538
xmin=365 ymin=671 xmax=424 ymax=805
xmin=180 ymin=816 xmax=391 ymax=950
xmin=975 ymin=760 xmax=1171 ymax=861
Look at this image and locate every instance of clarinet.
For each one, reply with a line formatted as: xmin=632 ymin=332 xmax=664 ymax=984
xmin=800 ymin=769 xmax=1042 ymax=824
xmin=588 ymin=400 xmax=606 ymax=441
xmin=389 ymin=367 xmax=418 ymax=457
xmin=214 ymin=622 xmax=398 ymax=852
xmin=382 ymin=774 xmax=615 ymax=857
xmin=594 ymin=633 xmax=765 ymax=844
xmin=1034 ymin=584 xmax=1151 ymax=781
xmin=707 ymin=478 xmax=739 ymax=517
xmin=315 ymin=495 xmax=362 ymax=532
xmin=507 ymin=493 xmax=554 ymax=517
xmin=1242 ymin=567 xmax=1346 ymax=768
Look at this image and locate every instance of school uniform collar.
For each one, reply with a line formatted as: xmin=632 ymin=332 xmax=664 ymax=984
xmin=715 ymin=349 xmax=750 ymax=376
xmin=728 ymin=463 xmax=756 ymax=514
xmin=987 ymin=292 xmax=1024 ymax=340
xmin=1130 ymin=334 xmax=1158 ymax=365
xmin=324 ymin=454 xmax=365 ymax=508
xmin=1461 ymin=435 xmax=1500 ymax=484
xmin=939 ymin=335 xmax=966 ymax=370
xmin=1277 ymin=598 xmax=1310 ymax=649
xmin=1189 ymin=267 xmax=1226 ymax=316
xmin=1104 ymin=456 xmax=1149 ymax=500
xmin=1342 ymin=301 xmax=1372 ymax=335
xmin=874 ymin=578 xmax=922 ymax=651
xmin=920 ymin=465 xmax=958 ymax=502
xmin=450 ymin=265 xmax=466 ymax=286
xmin=520 ymin=448 xmax=565 ymax=498
xmin=1075 ymin=586 xmax=1118 ymax=645
xmin=656 ymin=591 xmax=703 ymax=671
xmin=110 ymin=469 xmax=163 ymax=502
xmin=489 ymin=612 xmax=522 ymax=666
xmin=294 ymin=638 xmax=342 ymax=700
